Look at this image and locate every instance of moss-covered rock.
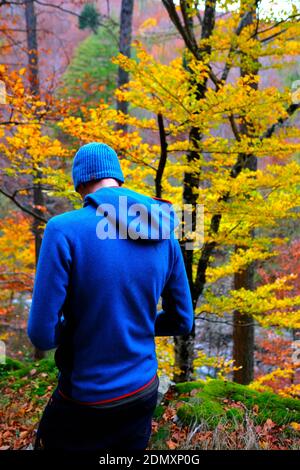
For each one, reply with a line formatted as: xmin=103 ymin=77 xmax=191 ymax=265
xmin=177 ymin=393 xmax=225 ymax=427
xmin=176 ymin=379 xmax=300 ymax=427
xmin=175 ymin=380 xmax=205 ymax=394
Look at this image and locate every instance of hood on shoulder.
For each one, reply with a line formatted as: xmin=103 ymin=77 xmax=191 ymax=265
xmin=83 ymin=186 xmax=179 ymax=241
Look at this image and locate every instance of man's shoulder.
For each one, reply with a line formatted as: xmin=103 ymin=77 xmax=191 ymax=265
xmin=46 ymin=208 xmax=86 ymax=233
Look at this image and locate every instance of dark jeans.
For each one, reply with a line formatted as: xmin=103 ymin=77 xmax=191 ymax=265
xmin=34 ymin=387 xmax=158 ymax=451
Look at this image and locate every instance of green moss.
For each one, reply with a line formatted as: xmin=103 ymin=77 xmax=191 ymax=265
xmin=149 ymin=424 xmax=170 ymax=450
xmin=225 ymin=407 xmax=244 ymax=422
xmin=0 ymin=358 xmax=32 ymax=383
xmin=0 ymin=357 xmax=58 ymax=396
xmin=177 ymin=394 xmax=225 ymax=427
xmin=10 ymin=378 xmax=30 ymax=390
xmin=175 ymin=380 xmax=205 ymax=394
xmin=176 ymin=379 xmax=300 ymax=428
xmin=153 ymin=404 xmax=164 ymax=419
xmin=0 ymin=357 xmax=24 ymax=375
xmin=249 ymin=394 xmax=300 ymax=426
xmin=204 ymin=379 xmax=259 ymax=401
xmin=1 ymin=357 xmax=24 ymax=370
xmin=35 ymin=358 xmax=58 ymax=381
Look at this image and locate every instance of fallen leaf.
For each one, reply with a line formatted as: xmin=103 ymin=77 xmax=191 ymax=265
xmin=290 ymin=422 xmax=300 ymax=431
xmin=166 ymin=440 xmax=178 ymax=449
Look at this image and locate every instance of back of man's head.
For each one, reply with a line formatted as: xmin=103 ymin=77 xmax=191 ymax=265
xmin=72 ymin=142 xmax=125 ymax=193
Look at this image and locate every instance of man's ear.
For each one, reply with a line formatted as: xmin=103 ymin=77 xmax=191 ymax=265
xmin=77 ymin=183 xmax=85 ymax=197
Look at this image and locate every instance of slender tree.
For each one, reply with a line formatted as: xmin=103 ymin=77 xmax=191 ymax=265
xmin=232 ymin=0 xmax=259 ymax=384
xmin=116 ymin=0 xmax=134 ymax=132
xmin=162 ymin=0 xmax=218 ymax=381
xmin=25 ymin=0 xmax=44 ymax=258
xmin=161 ymin=0 xmax=300 ymax=382
xmin=25 ymin=0 xmax=45 ymax=359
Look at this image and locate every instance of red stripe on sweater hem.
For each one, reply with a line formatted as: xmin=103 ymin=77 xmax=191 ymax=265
xmin=58 ymin=373 xmax=157 ymax=406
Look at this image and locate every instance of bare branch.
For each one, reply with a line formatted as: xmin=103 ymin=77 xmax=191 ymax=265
xmin=0 ymin=186 xmax=48 ymax=223
xmin=162 ymin=0 xmax=199 ymax=57
xmin=34 ymin=0 xmax=119 ymax=28
xmin=155 ymin=112 xmax=168 ymax=198
xmin=253 ymin=12 xmax=300 ymax=38
xmin=261 ymin=102 xmax=300 ymax=139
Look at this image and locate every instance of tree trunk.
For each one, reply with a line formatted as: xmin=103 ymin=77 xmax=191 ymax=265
xmin=25 ymin=0 xmax=39 ymax=94
xmin=166 ymin=0 xmax=217 ymax=382
xmin=233 ymin=254 xmax=255 ymax=384
xmin=25 ymin=0 xmax=45 ymax=360
xmin=116 ymin=0 xmax=134 ymax=132
xmin=232 ymin=0 xmax=259 ymax=383
xmin=173 ymin=125 xmax=201 ymax=382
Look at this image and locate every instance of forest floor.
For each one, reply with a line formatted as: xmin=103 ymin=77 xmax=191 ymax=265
xmin=0 ymin=357 xmax=299 ymax=450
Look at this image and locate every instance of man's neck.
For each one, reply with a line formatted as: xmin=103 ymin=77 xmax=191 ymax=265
xmin=92 ymin=178 xmax=120 ymax=191
xmin=80 ymin=178 xmax=121 ymax=199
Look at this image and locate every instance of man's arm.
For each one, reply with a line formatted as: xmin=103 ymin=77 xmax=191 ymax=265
xmin=155 ymin=238 xmax=194 ymax=336
xmin=27 ymin=218 xmax=72 ymax=351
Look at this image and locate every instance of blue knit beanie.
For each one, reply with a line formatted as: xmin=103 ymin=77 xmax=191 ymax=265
xmin=72 ymin=142 xmax=125 ymax=191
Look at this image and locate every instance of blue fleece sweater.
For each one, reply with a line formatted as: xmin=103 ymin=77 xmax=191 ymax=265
xmin=28 ymin=187 xmax=194 ymax=403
